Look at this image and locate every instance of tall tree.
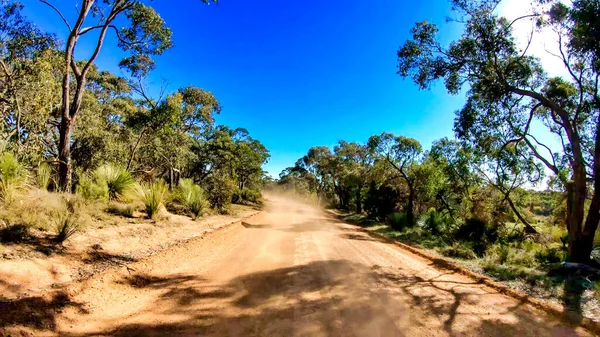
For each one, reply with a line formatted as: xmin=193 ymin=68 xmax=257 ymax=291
xmin=368 ymin=133 xmax=422 ymax=225
xmin=397 ymin=0 xmax=600 ymax=262
xmin=39 ymin=0 xmax=217 ymax=191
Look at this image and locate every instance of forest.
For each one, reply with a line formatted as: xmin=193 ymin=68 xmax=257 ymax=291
xmin=0 ymin=1 xmax=269 ymax=243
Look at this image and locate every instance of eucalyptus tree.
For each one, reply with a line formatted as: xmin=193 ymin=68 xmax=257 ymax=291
xmin=368 ymin=133 xmax=422 ymax=226
xmin=0 ymin=2 xmax=58 ymax=162
xmin=38 ymin=0 xmax=217 ymax=191
xmin=397 ymin=0 xmax=600 ymax=262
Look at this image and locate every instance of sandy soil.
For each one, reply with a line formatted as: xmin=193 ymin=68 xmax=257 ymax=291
xmin=0 ymin=205 xmax=258 ymax=301
xmin=0 ymin=195 xmax=594 ymax=336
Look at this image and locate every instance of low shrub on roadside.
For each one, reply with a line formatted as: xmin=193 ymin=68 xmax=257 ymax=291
xmin=35 ymin=163 xmax=52 ymax=191
xmin=386 ymin=213 xmax=409 ymax=230
xmin=105 ymin=202 xmax=136 ymax=218
xmin=53 ymin=197 xmax=83 ymax=244
xmin=205 ymin=174 xmax=236 ymax=214
xmin=136 ymin=180 xmax=168 ymax=219
xmin=174 ymin=179 xmax=208 ymax=217
xmin=232 ymin=188 xmax=261 ymax=205
xmin=77 ymin=164 xmax=136 ymax=202
xmin=0 ymin=152 xmax=28 ymax=204
xmin=440 ymin=242 xmax=478 ymax=260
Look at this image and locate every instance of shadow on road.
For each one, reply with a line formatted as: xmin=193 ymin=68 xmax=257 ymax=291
xmin=60 ymin=259 xmax=586 ymax=337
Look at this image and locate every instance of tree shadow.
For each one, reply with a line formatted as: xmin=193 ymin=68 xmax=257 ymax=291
xmin=0 ymin=292 xmax=87 ymax=331
xmin=57 ymin=259 xmax=590 ymax=337
xmin=0 ymin=224 xmax=65 ymax=256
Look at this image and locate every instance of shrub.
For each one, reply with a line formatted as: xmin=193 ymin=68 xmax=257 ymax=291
xmin=485 ymin=244 xmax=510 ymax=265
xmin=232 ymin=188 xmax=262 ymax=205
xmin=174 ymin=179 xmax=207 ymax=217
xmin=97 ymin=164 xmax=136 ymax=201
xmin=441 ymin=242 xmax=478 ymax=260
xmin=36 ymin=163 xmax=52 ymax=190
xmin=105 ymin=202 xmax=136 ymax=218
xmin=136 ymin=180 xmax=168 ymax=219
xmin=53 ymin=199 xmax=82 ymax=243
xmin=205 ymin=174 xmax=236 ymax=213
xmin=423 ymin=208 xmax=447 ymax=235
xmin=0 ymin=152 xmax=27 ymax=204
xmin=76 ymin=164 xmax=136 ymax=202
xmin=535 ymin=246 xmax=564 ymax=264
xmin=364 ymin=181 xmax=401 ymax=219
xmin=386 ymin=213 xmax=409 ymax=230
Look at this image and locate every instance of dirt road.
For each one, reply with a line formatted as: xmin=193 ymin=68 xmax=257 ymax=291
xmin=44 ymin=195 xmax=592 ymax=336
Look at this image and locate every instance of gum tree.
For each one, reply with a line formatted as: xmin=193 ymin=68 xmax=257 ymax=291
xmin=397 ymin=0 xmax=600 ymax=262
xmin=39 ymin=0 xmax=217 ymax=191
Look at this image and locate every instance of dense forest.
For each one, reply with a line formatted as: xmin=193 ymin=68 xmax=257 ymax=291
xmin=279 ymin=0 xmax=600 ymax=267
xmin=0 ymin=1 xmax=269 ymax=240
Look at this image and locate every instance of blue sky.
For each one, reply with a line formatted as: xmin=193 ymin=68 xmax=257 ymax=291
xmin=22 ymin=0 xmax=467 ymax=177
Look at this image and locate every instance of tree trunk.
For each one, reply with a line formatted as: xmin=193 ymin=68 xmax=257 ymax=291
xmin=566 ymin=178 xmax=591 ymax=263
xmin=58 ymin=117 xmax=73 ymax=193
xmin=407 ymin=185 xmax=415 ymax=226
xmin=356 ymin=188 xmax=362 ymax=214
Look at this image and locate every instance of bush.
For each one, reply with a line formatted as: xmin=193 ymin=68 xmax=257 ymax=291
xmin=386 ymin=213 xmax=410 ymax=230
xmin=98 ymin=164 xmax=136 ymax=201
xmin=423 ymin=208 xmax=448 ymax=235
xmin=105 ymin=202 xmax=136 ymax=218
xmin=76 ymin=164 xmax=136 ymax=202
xmin=441 ymin=242 xmax=478 ymax=260
xmin=53 ymin=199 xmax=82 ymax=243
xmin=205 ymin=174 xmax=236 ymax=213
xmin=485 ymin=244 xmax=511 ymax=265
xmin=36 ymin=163 xmax=52 ymax=190
xmin=364 ymin=182 xmax=401 ymax=219
xmin=76 ymin=172 xmax=108 ymax=201
xmin=232 ymin=188 xmax=262 ymax=205
xmin=0 ymin=152 xmax=28 ymax=204
xmin=136 ymin=180 xmax=168 ymax=219
xmin=174 ymin=179 xmax=207 ymax=217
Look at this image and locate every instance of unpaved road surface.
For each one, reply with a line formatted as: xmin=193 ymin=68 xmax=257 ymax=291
xmin=19 ymin=196 xmax=592 ymax=336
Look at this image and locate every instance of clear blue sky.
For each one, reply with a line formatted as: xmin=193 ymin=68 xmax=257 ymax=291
xmin=22 ymin=0 xmax=466 ymax=177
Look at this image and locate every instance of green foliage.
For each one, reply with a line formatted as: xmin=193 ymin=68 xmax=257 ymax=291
xmin=386 ymin=213 xmax=409 ymax=230
xmin=0 ymin=152 xmax=27 ymax=204
xmin=35 ymin=163 xmax=52 ymax=191
xmin=205 ymin=174 xmax=236 ymax=213
xmin=174 ymin=178 xmax=207 ymax=217
xmin=441 ymin=242 xmax=477 ymax=260
xmin=76 ymin=173 xmax=109 ymax=201
xmin=232 ymin=188 xmax=261 ymax=205
xmin=136 ymin=180 xmax=168 ymax=220
xmin=76 ymin=165 xmax=136 ymax=202
xmin=423 ymin=208 xmax=447 ymax=235
xmin=98 ymin=165 xmax=136 ymax=201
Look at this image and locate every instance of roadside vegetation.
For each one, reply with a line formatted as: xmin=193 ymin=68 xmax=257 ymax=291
xmin=0 ymin=2 xmax=269 ymax=248
xmin=278 ymin=0 xmax=600 ymax=321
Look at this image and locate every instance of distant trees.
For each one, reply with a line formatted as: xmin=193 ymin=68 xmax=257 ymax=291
xmin=396 ymin=0 xmax=600 ymax=262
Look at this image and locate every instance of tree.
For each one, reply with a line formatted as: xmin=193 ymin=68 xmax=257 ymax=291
xmin=0 ymin=2 xmax=58 ymax=163
xmin=334 ymin=141 xmax=374 ymax=213
xmin=397 ymin=0 xmax=600 ymax=262
xmin=368 ymin=133 xmax=422 ymax=226
xmin=38 ymin=0 xmax=217 ymax=191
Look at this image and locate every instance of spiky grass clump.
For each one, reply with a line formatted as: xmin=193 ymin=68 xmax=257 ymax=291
xmin=96 ymin=164 xmax=136 ymax=201
xmin=76 ymin=164 xmax=136 ymax=202
xmin=174 ymin=179 xmax=207 ymax=217
xmin=36 ymin=163 xmax=52 ymax=190
xmin=53 ymin=198 xmax=82 ymax=244
xmin=136 ymin=180 xmax=168 ymax=219
xmin=0 ymin=152 xmax=28 ymax=204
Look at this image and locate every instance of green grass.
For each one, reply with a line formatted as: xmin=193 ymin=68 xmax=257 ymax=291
xmin=136 ymin=180 xmax=168 ymax=220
